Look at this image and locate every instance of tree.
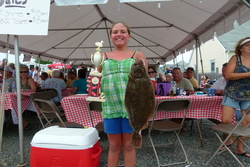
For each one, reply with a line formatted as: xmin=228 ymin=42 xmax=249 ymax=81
xmin=34 ymin=58 xmax=53 ymax=64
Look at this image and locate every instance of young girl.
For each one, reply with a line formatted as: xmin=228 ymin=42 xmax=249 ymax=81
xmin=97 ymin=22 xmax=148 ymax=166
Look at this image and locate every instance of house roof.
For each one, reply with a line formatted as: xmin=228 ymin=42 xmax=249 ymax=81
xmin=217 ymin=20 xmax=250 ymax=51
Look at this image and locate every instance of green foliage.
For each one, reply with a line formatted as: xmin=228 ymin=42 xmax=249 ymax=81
xmin=34 ymin=58 xmax=52 ymax=64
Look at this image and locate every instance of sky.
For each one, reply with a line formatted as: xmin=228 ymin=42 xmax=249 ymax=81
xmin=165 ymin=50 xmax=192 ymax=65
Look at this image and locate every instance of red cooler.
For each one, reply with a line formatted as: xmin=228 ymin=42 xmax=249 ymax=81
xmin=30 ymin=126 xmax=102 ymax=167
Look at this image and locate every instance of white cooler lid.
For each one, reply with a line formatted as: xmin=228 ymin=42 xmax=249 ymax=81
xmin=31 ymin=126 xmax=99 ymax=150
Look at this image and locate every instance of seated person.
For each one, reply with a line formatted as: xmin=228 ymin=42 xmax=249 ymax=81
xmin=165 ymin=73 xmax=172 ymax=81
xmin=148 ymin=66 xmax=157 ymax=93
xmin=183 ymin=71 xmax=188 ymax=78
xmin=211 ymin=63 xmax=227 ymax=96
xmin=172 ymin=67 xmax=194 ymax=95
xmin=20 ymin=65 xmax=36 ymax=92
xmin=171 ymin=67 xmax=194 ymax=133
xmin=72 ymin=69 xmax=88 ymax=94
xmin=59 ymin=72 xmax=67 ymax=83
xmin=0 ymin=66 xmax=15 ymax=92
xmin=157 ymin=73 xmax=166 ymax=82
xmin=45 ymin=70 xmax=66 ymax=104
xmin=66 ymin=71 xmax=78 ymax=88
xmin=186 ymin=67 xmax=198 ymax=88
xmin=40 ymin=72 xmax=50 ymax=89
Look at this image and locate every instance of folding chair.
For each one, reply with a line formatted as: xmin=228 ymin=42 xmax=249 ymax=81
xmin=30 ymin=91 xmax=82 ymax=129
xmin=87 ymin=101 xmax=104 ymax=132
xmin=206 ymin=105 xmax=250 ymax=167
xmin=148 ymin=98 xmax=191 ymax=167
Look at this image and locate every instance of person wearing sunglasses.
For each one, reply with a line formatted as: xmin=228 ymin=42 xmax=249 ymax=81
xmin=148 ymin=66 xmax=157 ymax=93
xmin=20 ymin=65 xmax=36 ymax=92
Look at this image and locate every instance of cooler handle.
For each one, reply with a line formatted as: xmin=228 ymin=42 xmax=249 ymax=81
xmin=92 ymin=147 xmax=102 ymax=159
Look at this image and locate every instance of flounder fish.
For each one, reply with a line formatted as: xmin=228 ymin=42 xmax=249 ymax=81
xmin=125 ymin=59 xmax=156 ymax=148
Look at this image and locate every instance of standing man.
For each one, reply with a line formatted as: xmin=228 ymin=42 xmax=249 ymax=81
xmin=172 ymin=67 xmax=194 ymax=95
xmin=47 ymin=66 xmax=53 ymax=78
xmin=32 ymin=66 xmax=40 ymax=83
xmin=186 ymin=67 xmax=198 ymax=88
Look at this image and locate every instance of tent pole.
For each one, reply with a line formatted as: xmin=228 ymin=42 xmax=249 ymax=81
xmin=195 ymin=38 xmax=199 ymax=82
xmin=14 ymin=35 xmax=25 ymax=165
xmin=0 ymin=34 xmax=10 ymax=152
xmin=198 ymin=39 xmax=205 ymax=81
xmin=182 ymin=53 xmax=184 ymax=71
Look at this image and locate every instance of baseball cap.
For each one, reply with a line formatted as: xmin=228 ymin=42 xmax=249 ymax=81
xmin=187 ymin=67 xmax=194 ymax=71
xmin=5 ymin=66 xmax=13 ymax=73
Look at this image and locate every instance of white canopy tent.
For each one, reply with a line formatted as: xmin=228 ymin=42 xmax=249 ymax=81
xmin=0 ymin=0 xmax=250 ymax=166
xmin=0 ymin=0 xmax=250 ymax=66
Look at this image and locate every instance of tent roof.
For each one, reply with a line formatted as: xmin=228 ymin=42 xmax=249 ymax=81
xmin=0 ymin=0 xmax=250 ymax=66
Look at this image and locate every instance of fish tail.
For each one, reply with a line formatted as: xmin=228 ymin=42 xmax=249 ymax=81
xmin=130 ymin=131 xmax=142 ymax=148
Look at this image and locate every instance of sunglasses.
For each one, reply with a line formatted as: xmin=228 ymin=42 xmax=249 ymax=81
xmin=20 ymin=71 xmax=28 ymax=73
xmin=148 ymin=71 xmax=155 ymax=74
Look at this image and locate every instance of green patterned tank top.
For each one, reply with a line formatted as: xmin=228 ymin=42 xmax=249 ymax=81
xmin=224 ymin=55 xmax=250 ymax=101
xmin=101 ymin=51 xmax=137 ymax=119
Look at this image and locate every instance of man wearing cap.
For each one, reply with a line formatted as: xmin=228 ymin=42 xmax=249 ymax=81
xmin=0 ymin=66 xmax=16 ymax=92
xmin=8 ymin=63 xmax=16 ymax=78
xmin=0 ymin=58 xmax=7 ymax=68
xmin=186 ymin=67 xmax=198 ymax=88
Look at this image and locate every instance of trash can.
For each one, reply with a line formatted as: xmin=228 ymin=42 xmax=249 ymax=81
xmin=30 ymin=126 xmax=102 ymax=167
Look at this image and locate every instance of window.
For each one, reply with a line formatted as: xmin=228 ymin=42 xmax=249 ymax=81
xmin=210 ymin=60 xmax=215 ymax=72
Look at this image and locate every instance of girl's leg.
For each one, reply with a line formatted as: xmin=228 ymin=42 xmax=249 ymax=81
xmin=234 ymin=111 xmax=250 ymax=157
xmin=122 ymin=133 xmax=136 ymax=167
xmin=107 ymin=134 xmax=122 ymax=167
xmin=221 ymin=105 xmax=235 ymax=146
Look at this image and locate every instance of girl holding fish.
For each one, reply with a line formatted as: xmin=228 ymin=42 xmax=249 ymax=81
xmin=88 ymin=22 xmax=148 ymax=167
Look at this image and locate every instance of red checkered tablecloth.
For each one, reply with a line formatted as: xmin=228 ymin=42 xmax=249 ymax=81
xmin=61 ymin=95 xmax=235 ymax=128
xmin=61 ymin=95 xmax=103 ymax=127
xmin=0 ymin=92 xmax=33 ymax=116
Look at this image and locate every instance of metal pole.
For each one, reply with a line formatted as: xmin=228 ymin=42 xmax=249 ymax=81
xmin=182 ymin=53 xmax=184 ymax=71
xmin=198 ymin=39 xmax=205 ymax=80
xmin=196 ymin=39 xmax=199 ymax=82
xmin=14 ymin=35 xmax=25 ymax=165
xmin=0 ymin=35 xmax=10 ymax=152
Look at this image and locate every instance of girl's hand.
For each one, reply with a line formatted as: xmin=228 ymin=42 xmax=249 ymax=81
xmin=86 ymin=76 xmax=91 ymax=92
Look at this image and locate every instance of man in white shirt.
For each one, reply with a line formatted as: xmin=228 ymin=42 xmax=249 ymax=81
xmin=211 ymin=63 xmax=227 ymax=96
xmin=40 ymin=72 xmax=49 ymax=88
xmin=45 ymin=70 xmax=66 ymax=104
xmin=32 ymin=66 xmax=40 ymax=83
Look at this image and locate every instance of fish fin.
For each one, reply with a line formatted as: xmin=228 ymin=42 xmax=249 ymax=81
xmin=130 ymin=131 xmax=142 ymax=148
